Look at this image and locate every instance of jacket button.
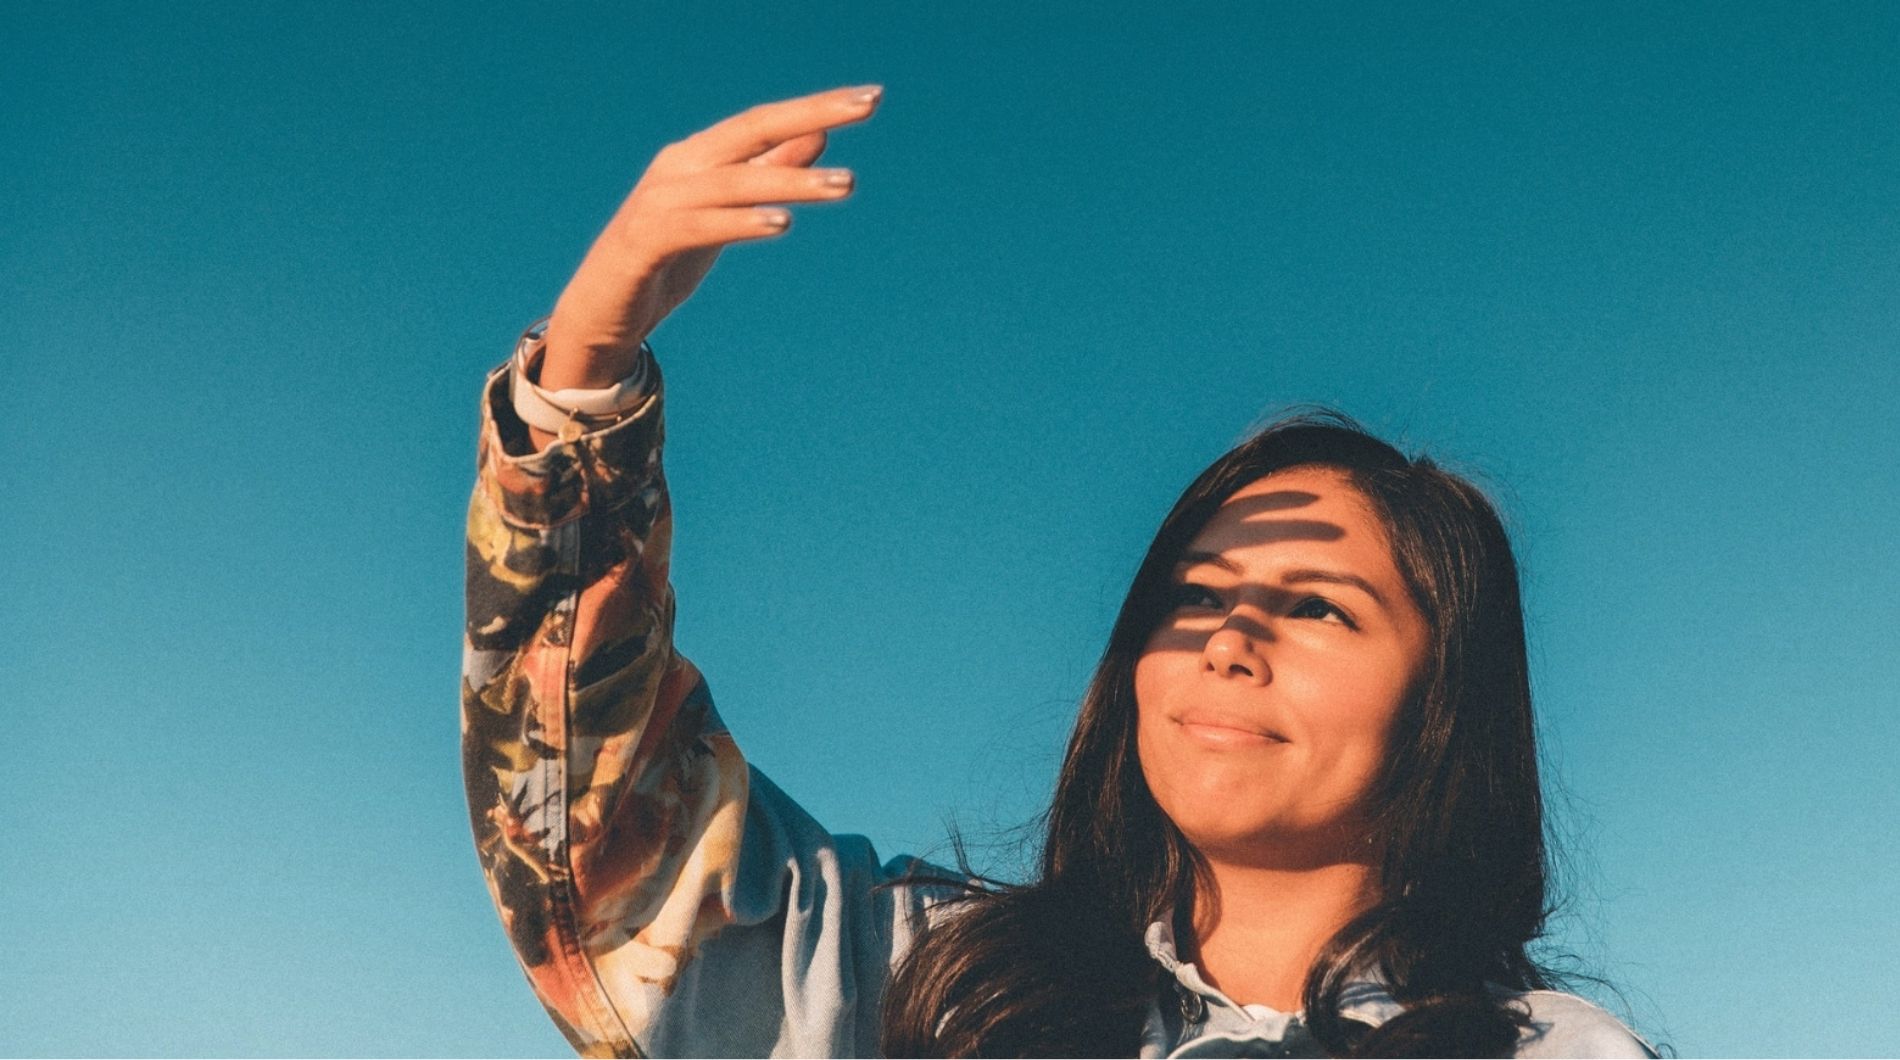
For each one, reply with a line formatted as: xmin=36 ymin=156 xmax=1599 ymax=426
xmin=1177 ymin=984 xmax=1206 ymax=1024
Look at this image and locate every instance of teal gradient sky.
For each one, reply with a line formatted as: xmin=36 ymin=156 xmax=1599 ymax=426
xmin=4 ymin=3 xmax=1896 ymax=1056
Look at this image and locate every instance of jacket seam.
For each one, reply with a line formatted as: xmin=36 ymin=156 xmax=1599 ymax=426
xmin=547 ymin=515 xmax=640 ymax=1055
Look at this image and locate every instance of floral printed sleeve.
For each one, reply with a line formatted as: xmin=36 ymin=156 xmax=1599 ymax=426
xmin=461 ymin=326 xmax=748 ymax=1056
xmin=460 ymin=327 xmax=958 ymax=1058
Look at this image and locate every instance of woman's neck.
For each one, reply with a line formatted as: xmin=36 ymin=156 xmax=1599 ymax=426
xmin=1181 ymin=857 xmax=1380 ymax=1014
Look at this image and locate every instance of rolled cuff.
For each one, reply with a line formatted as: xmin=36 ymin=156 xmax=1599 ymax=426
xmin=476 ymin=341 xmax=666 ymax=531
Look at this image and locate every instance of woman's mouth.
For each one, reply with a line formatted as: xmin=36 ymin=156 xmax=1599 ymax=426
xmin=1175 ymin=712 xmax=1288 ymax=748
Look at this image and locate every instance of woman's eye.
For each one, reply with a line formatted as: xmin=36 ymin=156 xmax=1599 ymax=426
xmin=1290 ymin=597 xmax=1355 ymax=627
xmin=1169 ymin=583 xmax=1222 ymax=610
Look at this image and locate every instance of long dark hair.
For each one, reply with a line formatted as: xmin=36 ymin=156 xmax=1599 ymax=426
xmin=880 ymin=410 xmax=1561 ymax=1058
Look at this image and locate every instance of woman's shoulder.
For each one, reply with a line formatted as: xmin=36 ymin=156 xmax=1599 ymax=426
xmin=1492 ymin=987 xmax=1660 ymax=1059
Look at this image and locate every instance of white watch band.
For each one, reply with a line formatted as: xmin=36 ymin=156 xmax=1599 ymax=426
xmin=509 ymin=317 xmax=653 ymax=438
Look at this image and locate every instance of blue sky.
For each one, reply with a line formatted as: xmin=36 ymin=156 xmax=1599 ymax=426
xmin=3 ymin=2 xmax=1896 ymax=1056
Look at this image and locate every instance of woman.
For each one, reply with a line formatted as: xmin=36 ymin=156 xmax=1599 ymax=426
xmin=461 ymin=84 xmax=1658 ymax=1058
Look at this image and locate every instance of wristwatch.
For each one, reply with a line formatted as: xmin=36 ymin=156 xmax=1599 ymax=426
xmin=509 ymin=316 xmax=653 ymax=440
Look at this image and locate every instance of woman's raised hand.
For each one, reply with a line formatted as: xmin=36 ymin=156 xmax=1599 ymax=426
xmin=537 ymin=84 xmax=884 ymax=393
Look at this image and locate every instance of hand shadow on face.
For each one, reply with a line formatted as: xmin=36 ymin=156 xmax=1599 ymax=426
xmin=1143 ymin=489 xmax=1349 ymax=657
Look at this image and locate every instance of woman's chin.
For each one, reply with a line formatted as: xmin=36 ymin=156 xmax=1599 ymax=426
xmin=1166 ymin=810 xmax=1366 ymax=869
xmin=1167 ymin=810 xmax=1292 ymax=855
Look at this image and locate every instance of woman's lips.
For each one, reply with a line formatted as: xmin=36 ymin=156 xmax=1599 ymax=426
xmin=1175 ymin=714 xmax=1288 ymax=748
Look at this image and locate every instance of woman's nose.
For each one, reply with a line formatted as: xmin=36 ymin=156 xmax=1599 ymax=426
xmin=1203 ymin=625 xmax=1271 ymax=684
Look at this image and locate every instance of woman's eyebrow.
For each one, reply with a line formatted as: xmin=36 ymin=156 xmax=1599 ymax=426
xmin=1175 ymin=550 xmax=1242 ymax=574
xmin=1281 ymin=568 xmax=1387 ymax=608
xmin=1178 ymin=552 xmax=1388 ymax=607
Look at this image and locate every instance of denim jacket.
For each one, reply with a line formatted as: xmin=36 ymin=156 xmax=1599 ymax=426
xmin=461 ymin=330 xmax=1658 ymax=1058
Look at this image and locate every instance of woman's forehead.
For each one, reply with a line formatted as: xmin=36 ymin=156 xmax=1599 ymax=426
xmin=1187 ymin=467 xmax=1390 ymax=564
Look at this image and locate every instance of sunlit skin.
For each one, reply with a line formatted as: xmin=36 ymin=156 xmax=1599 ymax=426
xmin=1134 ymin=466 xmax=1431 ymax=1013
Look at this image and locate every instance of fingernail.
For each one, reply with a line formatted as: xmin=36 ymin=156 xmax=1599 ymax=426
xmin=848 ymin=84 xmax=883 ymax=104
xmin=757 ymin=208 xmax=790 ymax=227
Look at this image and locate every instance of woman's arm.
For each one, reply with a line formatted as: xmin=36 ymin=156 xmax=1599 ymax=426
xmin=464 ymin=338 xmax=714 ymax=1055
xmin=461 ymin=86 xmax=885 ymax=1057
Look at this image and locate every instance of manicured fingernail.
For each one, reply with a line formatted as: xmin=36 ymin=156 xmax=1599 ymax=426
xmin=848 ymin=85 xmax=883 ymax=104
xmin=819 ymin=169 xmax=853 ymax=187
xmin=758 ymin=208 xmax=790 ymax=226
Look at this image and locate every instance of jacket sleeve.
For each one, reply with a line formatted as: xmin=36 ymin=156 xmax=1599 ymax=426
xmin=1511 ymin=991 xmax=1661 ymax=1059
xmin=461 ymin=331 xmax=958 ymax=1058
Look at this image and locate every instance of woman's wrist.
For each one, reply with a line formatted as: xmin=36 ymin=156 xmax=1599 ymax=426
xmin=542 ymin=281 xmax=657 ymax=389
xmin=510 ymin=317 xmax=652 ymax=446
xmin=538 ymin=328 xmax=647 ymax=390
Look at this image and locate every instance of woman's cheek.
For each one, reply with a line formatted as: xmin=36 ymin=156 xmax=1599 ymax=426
xmin=1289 ymin=675 xmax=1408 ymax=827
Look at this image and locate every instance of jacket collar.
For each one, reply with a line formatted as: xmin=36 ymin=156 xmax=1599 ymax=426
xmin=1142 ymin=919 xmax=1405 ymax=1029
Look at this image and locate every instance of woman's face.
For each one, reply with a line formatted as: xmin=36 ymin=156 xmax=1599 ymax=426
xmin=1134 ymin=466 xmax=1431 ymax=865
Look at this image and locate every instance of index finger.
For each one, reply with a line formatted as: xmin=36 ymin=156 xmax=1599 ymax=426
xmin=679 ymin=84 xmax=883 ymax=167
